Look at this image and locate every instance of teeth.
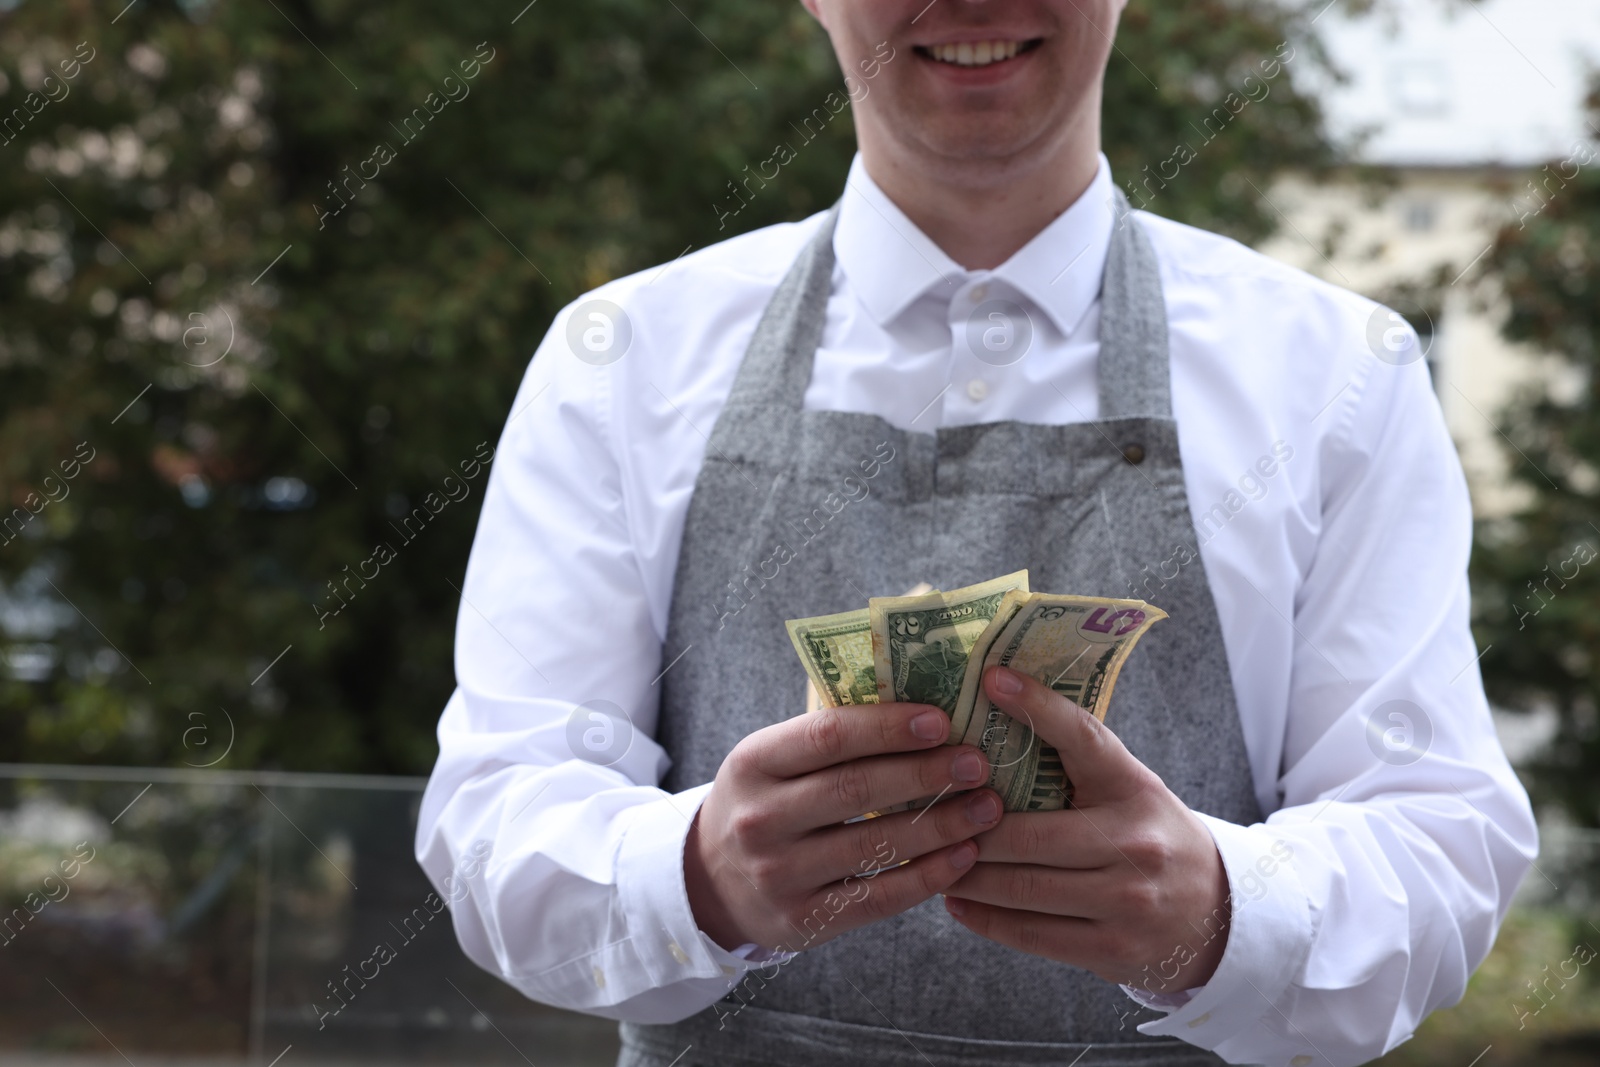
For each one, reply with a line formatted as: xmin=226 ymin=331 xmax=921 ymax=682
xmin=928 ymin=40 xmax=1021 ymax=67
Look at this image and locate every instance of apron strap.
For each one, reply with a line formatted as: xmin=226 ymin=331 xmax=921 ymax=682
xmin=711 ymin=204 xmax=841 ymax=448
xmin=1097 ymin=188 xmax=1173 ymax=419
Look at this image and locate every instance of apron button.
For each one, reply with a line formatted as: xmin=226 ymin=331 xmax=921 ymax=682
xmin=1121 ymin=443 xmax=1146 ymax=465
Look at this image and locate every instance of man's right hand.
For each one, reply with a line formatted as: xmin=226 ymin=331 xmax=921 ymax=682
xmin=683 ymin=702 xmax=1003 ymax=954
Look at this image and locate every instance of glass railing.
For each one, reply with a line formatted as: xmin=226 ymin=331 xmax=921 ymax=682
xmin=3 ymin=763 xmax=1597 ymax=1066
xmin=0 ymin=764 xmax=620 ymax=1065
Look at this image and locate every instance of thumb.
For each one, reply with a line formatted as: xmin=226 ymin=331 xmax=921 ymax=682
xmin=982 ymin=664 xmax=1148 ymax=803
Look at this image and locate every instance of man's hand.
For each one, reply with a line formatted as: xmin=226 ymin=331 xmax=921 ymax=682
xmin=685 ymin=701 xmax=1004 ymax=954
xmin=943 ymin=665 xmax=1232 ymax=992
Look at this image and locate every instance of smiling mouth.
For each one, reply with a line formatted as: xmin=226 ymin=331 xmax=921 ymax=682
xmin=915 ymin=38 xmax=1043 ymax=68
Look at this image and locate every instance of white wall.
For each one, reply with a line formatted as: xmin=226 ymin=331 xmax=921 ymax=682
xmin=1307 ymin=0 xmax=1600 ymax=167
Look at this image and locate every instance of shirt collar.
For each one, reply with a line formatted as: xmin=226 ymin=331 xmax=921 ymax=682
xmin=833 ymin=152 xmax=1118 ymax=339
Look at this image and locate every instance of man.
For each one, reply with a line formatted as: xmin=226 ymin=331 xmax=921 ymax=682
xmin=416 ymin=2 xmax=1537 ymax=1065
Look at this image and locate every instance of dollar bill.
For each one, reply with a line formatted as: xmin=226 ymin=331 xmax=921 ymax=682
xmin=789 ymin=584 xmax=934 ymax=821
xmin=792 ymin=584 xmax=935 ymax=714
xmin=787 ymin=608 xmax=880 ymax=710
xmin=869 ymin=570 xmax=1031 ymax=715
xmin=947 ymin=587 xmax=1030 ymax=741
xmin=960 ymin=594 xmax=1167 ymax=811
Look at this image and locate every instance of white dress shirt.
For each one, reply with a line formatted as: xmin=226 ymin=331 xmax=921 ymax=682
xmin=415 ymin=154 xmax=1537 ymax=1067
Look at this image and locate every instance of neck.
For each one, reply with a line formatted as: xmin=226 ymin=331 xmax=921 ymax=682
xmin=857 ymin=132 xmax=1102 ymax=272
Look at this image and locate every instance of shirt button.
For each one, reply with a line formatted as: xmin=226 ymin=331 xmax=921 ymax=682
xmin=966 ymin=379 xmax=989 ymax=402
xmin=1121 ymin=443 xmax=1146 ymax=465
xmin=970 ymin=283 xmax=990 ymax=302
xmin=1186 ymin=1012 xmax=1212 ymax=1028
xmin=668 ymin=941 xmax=689 ymax=964
xmin=1290 ymin=1057 xmax=1314 ymax=1067
xmin=591 ymin=965 xmax=606 ymax=988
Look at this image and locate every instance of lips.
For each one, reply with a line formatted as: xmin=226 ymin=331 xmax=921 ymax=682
xmin=916 ymin=38 xmax=1042 ymax=68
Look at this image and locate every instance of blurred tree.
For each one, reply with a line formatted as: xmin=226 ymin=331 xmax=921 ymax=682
xmin=0 ymin=0 xmax=1343 ymax=774
xmin=1471 ymin=81 xmax=1600 ymax=834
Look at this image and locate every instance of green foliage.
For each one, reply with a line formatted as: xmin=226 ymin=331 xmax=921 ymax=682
xmin=1472 ymin=81 xmax=1600 ymax=831
xmin=1106 ymin=0 xmax=1339 ymax=240
xmin=0 ymin=0 xmax=1338 ymax=773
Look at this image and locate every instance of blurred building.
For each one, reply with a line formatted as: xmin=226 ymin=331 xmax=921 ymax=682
xmin=1260 ymin=0 xmax=1600 ymax=518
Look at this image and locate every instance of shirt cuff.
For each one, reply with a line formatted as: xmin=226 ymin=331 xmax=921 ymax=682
xmin=615 ymin=783 xmax=750 ymax=986
xmin=1119 ymin=813 xmax=1313 ymax=1052
xmin=701 ymin=938 xmax=800 ymax=975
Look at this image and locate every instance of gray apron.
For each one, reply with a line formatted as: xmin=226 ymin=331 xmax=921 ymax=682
xmin=621 ymin=192 xmax=1262 ymax=1067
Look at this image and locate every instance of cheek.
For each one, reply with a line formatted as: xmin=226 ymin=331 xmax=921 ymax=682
xmin=821 ymin=4 xmax=893 ymax=65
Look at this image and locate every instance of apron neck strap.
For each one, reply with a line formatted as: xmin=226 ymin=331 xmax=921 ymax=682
xmin=721 ymin=203 xmax=842 ymax=415
xmin=1097 ymin=188 xmax=1172 ymax=419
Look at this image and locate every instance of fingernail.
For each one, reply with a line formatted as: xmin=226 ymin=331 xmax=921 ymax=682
xmin=953 ymin=751 xmax=985 ymax=783
xmin=949 ymin=844 xmax=977 ymax=871
xmin=910 ymin=710 xmax=946 ymax=740
xmin=989 ymin=666 xmax=1024 ymax=696
xmin=966 ymin=792 xmax=1000 ymax=824
xmin=946 ymin=894 xmax=969 ymax=914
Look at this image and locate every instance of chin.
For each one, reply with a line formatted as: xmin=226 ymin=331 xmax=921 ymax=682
xmin=907 ymin=115 xmax=1063 ymax=171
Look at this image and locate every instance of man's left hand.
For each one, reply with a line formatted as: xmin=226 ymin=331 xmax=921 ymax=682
xmin=943 ymin=664 xmax=1232 ymax=993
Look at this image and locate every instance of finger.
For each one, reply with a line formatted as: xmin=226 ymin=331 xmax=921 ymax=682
xmin=943 ymin=862 xmax=1118 ymax=918
xmin=791 ymin=787 xmax=1003 ymax=883
xmin=780 ymin=839 xmax=981 ymax=950
xmin=784 ymin=745 xmax=992 ymax=827
xmin=982 ymin=665 xmax=1151 ymax=803
xmin=970 ymin=810 xmax=1119 ymax=868
xmin=749 ymin=702 xmax=951 ymax=780
xmin=942 ymin=896 xmax=1112 ymax=973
